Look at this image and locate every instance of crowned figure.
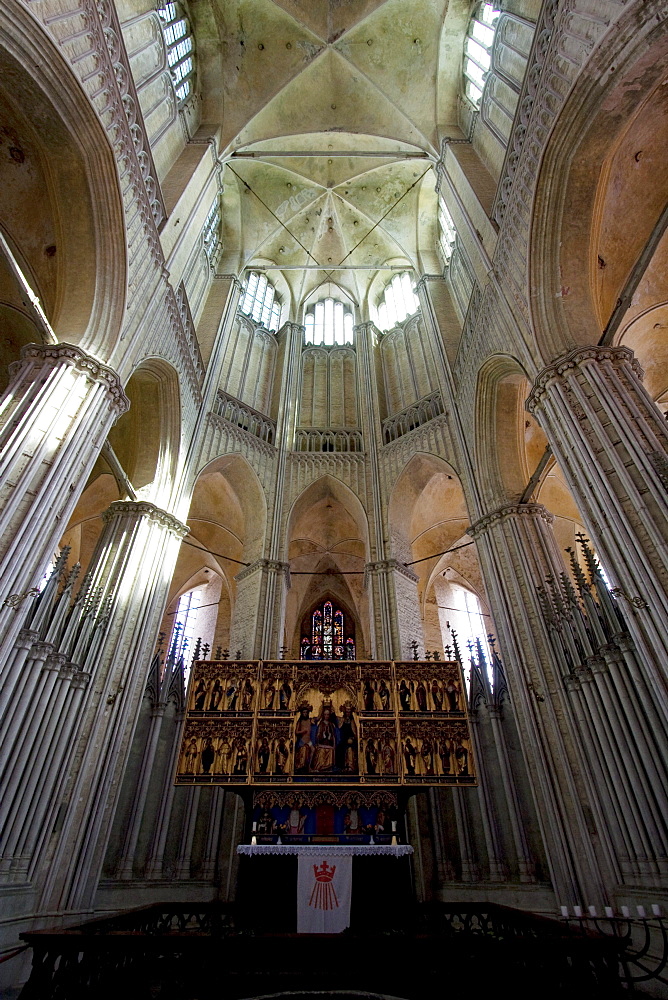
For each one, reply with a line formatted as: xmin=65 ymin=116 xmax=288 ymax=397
xmin=310 ymin=699 xmax=340 ymax=772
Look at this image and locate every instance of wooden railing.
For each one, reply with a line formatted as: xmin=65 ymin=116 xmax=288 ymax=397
xmin=19 ymin=901 xmax=624 ymax=999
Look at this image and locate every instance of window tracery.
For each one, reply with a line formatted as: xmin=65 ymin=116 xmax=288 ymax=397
xmin=463 ymin=2 xmax=500 ymax=109
xmin=157 ymin=2 xmax=195 ymax=104
xmin=304 ymin=298 xmax=354 ymax=346
xmin=240 ymin=272 xmax=281 ymax=332
xmin=202 ymin=198 xmax=222 ymax=264
xmin=375 ymin=272 xmax=420 ymax=333
xmin=438 ymin=201 xmax=457 ymax=267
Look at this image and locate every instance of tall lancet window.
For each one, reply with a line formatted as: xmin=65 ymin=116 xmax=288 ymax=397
xmin=240 ymin=271 xmax=281 ymax=331
xmin=305 ymin=298 xmax=354 ymax=346
xmin=301 ymin=600 xmax=356 ymax=660
xmin=463 ymin=2 xmax=501 ymax=108
xmin=375 ymin=271 xmax=419 ymax=332
xmin=158 ymin=2 xmax=196 ymax=104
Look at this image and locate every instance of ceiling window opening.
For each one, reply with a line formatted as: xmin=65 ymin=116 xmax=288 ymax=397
xmin=304 ymin=298 xmax=354 ymax=346
xmin=202 ymin=198 xmax=222 ymax=263
xmin=158 ymin=3 xmax=196 ymax=104
xmin=375 ymin=271 xmax=419 ymax=333
xmin=439 ymin=201 xmax=457 ymax=266
xmin=240 ymin=271 xmax=281 ymax=332
xmin=463 ymin=3 xmax=501 ymax=109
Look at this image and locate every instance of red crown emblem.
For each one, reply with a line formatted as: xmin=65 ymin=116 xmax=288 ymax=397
xmin=313 ymin=860 xmax=336 ymax=882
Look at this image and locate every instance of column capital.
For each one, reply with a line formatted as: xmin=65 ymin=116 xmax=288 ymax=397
xmin=364 ymin=558 xmax=418 ymax=584
xmin=526 ymin=345 xmax=642 ymax=413
xmin=9 ymin=342 xmax=130 ymax=415
xmin=101 ymin=500 xmax=189 ymax=537
xmin=235 ymin=558 xmax=290 ymax=584
xmin=468 ymin=502 xmax=554 ymax=538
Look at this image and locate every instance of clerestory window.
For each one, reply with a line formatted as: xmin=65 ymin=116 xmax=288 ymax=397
xmin=240 ymin=271 xmax=281 ymax=332
xmin=304 ymin=298 xmax=354 ymax=346
xmin=158 ymin=2 xmax=196 ymax=104
xmin=463 ymin=2 xmax=501 ymax=109
xmin=375 ymin=272 xmax=419 ymax=333
xmin=202 ymin=198 xmax=222 ymax=264
xmin=438 ymin=201 xmax=457 ymax=266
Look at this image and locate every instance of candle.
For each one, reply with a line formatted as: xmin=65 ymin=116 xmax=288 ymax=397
xmin=605 ymin=907 xmax=614 ymax=918
xmin=560 ymin=906 xmax=568 ymax=918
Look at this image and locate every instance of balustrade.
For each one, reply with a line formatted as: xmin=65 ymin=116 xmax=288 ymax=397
xmin=294 ymin=428 xmax=364 ymax=453
xmin=211 ymin=390 xmax=275 ymax=444
xmin=382 ymin=391 xmax=444 ymax=444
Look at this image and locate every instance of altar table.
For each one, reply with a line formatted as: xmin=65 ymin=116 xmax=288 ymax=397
xmin=236 ymin=843 xmax=414 ymax=933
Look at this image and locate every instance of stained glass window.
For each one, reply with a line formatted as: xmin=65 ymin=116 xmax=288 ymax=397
xmin=301 ymin=600 xmax=355 ymax=660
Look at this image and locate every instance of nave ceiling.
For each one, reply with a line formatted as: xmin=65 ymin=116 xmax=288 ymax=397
xmin=191 ymin=0 xmax=471 ymax=311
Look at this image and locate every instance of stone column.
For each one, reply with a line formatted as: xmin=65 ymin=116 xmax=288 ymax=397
xmin=356 ymin=322 xmax=395 ymax=659
xmin=526 ymin=345 xmax=668 ymax=688
xmin=38 ymin=500 xmax=188 ymax=913
xmin=231 ymin=560 xmax=290 ymax=658
xmin=201 ymin=788 xmax=225 ymax=881
xmin=364 ymin=559 xmax=422 ymax=660
xmin=0 ymin=343 xmax=128 ymax=663
xmin=254 ymin=322 xmax=302 ymax=658
xmin=469 ymin=502 xmax=615 ymax=906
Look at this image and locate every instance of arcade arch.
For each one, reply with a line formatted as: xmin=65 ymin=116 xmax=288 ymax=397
xmin=389 ymin=452 xmax=487 ymax=658
xmin=530 ymin=0 xmax=668 ymax=365
xmin=284 ymin=477 xmax=369 ymax=659
xmin=0 ymin=1 xmax=126 ymax=365
xmin=161 ymin=454 xmax=267 ymax=656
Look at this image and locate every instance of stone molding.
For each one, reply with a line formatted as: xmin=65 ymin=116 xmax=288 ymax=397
xmin=9 ymin=342 xmax=130 ymax=414
xmin=414 ymin=273 xmax=446 ymax=296
xmin=89 ymin=0 xmax=165 ymax=230
xmin=526 ymin=345 xmax=643 ymax=413
xmin=491 ymin=0 xmax=560 ymax=226
xmin=365 ymin=558 xmax=418 ymax=584
xmin=469 ymin=502 xmax=554 ymax=538
xmin=235 ymin=558 xmax=290 ymax=583
xmin=101 ymin=501 xmax=189 ymax=537
xmin=28 ymin=0 xmax=204 ymax=402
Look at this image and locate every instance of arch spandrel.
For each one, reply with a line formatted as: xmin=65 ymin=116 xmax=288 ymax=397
xmin=0 ymin=1 xmax=127 ymax=362
xmin=529 ymin=0 xmax=668 ymax=363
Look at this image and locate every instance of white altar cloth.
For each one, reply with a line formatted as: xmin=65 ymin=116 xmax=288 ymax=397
xmin=237 ymin=843 xmax=413 ymax=857
xmin=237 ymin=842 xmax=413 ymax=932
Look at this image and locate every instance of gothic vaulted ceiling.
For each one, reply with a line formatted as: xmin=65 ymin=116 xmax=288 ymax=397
xmin=193 ymin=0 xmax=470 ymax=311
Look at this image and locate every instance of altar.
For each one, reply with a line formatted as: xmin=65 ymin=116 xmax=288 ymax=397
xmin=236 ymin=842 xmax=414 ymax=934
